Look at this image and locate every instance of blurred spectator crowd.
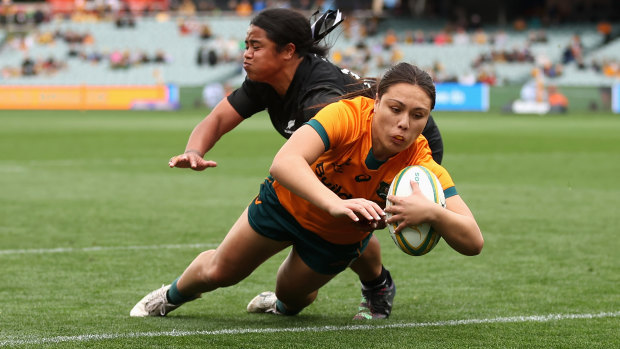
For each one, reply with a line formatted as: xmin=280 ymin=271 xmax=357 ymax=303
xmin=0 ymin=0 xmax=618 ymax=85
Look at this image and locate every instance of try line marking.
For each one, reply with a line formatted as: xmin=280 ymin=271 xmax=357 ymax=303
xmin=0 ymin=243 xmax=219 ymax=255
xmin=0 ymin=311 xmax=618 ymax=347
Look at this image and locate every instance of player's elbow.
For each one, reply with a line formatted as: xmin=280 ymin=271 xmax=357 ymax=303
xmin=269 ymin=158 xmax=286 ymax=181
xmin=462 ymin=235 xmax=484 ymax=256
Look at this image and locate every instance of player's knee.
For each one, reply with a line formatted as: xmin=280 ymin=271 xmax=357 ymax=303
xmin=196 ymin=251 xmax=244 ymax=287
xmin=205 ymin=268 xmax=240 ymax=287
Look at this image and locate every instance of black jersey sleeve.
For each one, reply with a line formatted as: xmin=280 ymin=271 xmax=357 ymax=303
xmin=422 ymin=115 xmax=444 ymax=164
xmin=226 ymin=79 xmax=268 ymax=119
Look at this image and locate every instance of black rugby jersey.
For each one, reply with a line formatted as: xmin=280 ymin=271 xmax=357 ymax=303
xmin=227 ymin=54 xmax=360 ymax=138
xmin=227 ymin=54 xmax=444 ymax=163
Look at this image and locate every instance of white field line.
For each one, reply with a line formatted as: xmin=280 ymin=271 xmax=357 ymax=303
xmin=0 ymin=311 xmax=618 ymax=347
xmin=0 ymin=243 xmax=219 ymax=255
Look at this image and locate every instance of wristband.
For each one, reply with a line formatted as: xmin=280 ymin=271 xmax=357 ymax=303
xmin=184 ymin=149 xmax=203 ymax=157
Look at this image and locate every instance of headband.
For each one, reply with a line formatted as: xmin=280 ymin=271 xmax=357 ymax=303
xmin=310 ymin=9 xmax=344 ymax=42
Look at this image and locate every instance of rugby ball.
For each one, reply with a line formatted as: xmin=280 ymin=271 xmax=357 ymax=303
xmin=386 ymin=165 xmax=446 ymax=256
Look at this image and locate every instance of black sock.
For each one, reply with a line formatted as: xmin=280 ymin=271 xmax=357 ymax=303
xmin=361 ymin=265 xmax=391 ymax=289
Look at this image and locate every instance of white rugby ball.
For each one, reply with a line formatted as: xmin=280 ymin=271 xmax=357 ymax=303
xmin=386 ymin=165 xmax=446 ymax=256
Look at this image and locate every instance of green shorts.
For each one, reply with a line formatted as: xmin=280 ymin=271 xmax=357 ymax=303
xmin=248 ymin=177 xmax=371 ymax=275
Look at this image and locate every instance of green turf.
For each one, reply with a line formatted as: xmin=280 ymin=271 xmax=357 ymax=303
xmin=0 ymin=109 xmax=618 ymax=348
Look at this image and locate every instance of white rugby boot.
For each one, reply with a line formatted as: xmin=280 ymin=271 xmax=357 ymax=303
xmin=246 ymin=291 xmax=280 ymax=314
xmin=130 ymin=285 xmax=180 ymax=317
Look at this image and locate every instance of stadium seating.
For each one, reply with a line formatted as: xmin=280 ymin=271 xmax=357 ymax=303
xmin=1 ymin=15 xmax=247 ymax=86
xmin=0 ymin=14 xmax=616 ymax=88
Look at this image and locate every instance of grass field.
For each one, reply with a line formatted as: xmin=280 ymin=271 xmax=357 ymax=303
xmin=0 ymin=109 xmax=618 ymax=348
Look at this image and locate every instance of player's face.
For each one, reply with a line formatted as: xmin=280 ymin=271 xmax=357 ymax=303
xmin=371 ymin=83 xmax=432 ymax=160
xmin=243 ymin=25 xmax=287 ymax=83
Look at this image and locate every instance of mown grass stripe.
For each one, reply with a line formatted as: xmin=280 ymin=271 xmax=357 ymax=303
xmin=1 ymin=311 xmax=617 ymax=347
xmin=0 ymin=243 xmax=219 ymax=255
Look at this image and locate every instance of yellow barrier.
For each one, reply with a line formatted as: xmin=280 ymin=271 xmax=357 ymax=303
xmin=0 ymin=85 xmax=178 ymax=110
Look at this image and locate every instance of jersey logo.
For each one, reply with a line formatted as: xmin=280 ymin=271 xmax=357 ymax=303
xmin=284 ymin=120 xmax=296 ymax=135
xmin=332 ymin=158 xmax=351 ymax=173
xmin=376 ymin=181 xmax=390 ymax=200
xmin=355 ymin=174 xmax=371 ymax=182
xmin=315 ymin=162 xmax=353 ymax=199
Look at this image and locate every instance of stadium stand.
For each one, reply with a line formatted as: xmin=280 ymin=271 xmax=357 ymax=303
xmin=1 ymin=12 xmax=248 ymax=85
xmin=0 ymin=3 xmax=618 ymax=89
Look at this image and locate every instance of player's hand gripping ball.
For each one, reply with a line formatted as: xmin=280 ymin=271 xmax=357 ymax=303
xmin=386 ymin=165 xmax=446 ymax=256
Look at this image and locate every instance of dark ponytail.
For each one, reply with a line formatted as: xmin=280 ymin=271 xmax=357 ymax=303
xmin=250 ymin=8 xmax=343 ymax=58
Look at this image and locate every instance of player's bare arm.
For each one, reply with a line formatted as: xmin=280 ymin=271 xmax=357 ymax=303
xmin=270 ymin=124 xmax=384 ymax=223
xmin=169 ymin=99 xmax=244 ymax=170
xmin=386 ymin=181 xmax=482 ymax=255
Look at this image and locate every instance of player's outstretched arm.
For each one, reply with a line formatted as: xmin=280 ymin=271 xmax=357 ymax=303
xmin=386 ymin=181 xmax=483 ymax=255
xmin=270 ymin=125 xmax=384 ymax=224
xmin=433 ymin=194 xmax=483 ymax=255
xmin=169 ymin=98 xmax=244 ymax=171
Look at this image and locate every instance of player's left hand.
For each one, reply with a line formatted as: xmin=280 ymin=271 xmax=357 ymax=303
xmin=385 ymin=180 xmax=437 ymax=229
xmin=332 ymin=198 xmax=385 ymax=226
xmin=169 ymin=151 xmax=217 ymax=171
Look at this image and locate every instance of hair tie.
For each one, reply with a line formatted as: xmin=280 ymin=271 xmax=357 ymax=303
xmin=310 ymin=9 xmax=344 ymax=43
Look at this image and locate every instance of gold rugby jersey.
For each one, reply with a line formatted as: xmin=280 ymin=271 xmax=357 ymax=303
xmin=273 ymin=96 xmax=456 ymax=245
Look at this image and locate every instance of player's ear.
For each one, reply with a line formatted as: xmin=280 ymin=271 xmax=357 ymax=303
xmin=283 ymin=43 xmax=296 ymax=59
